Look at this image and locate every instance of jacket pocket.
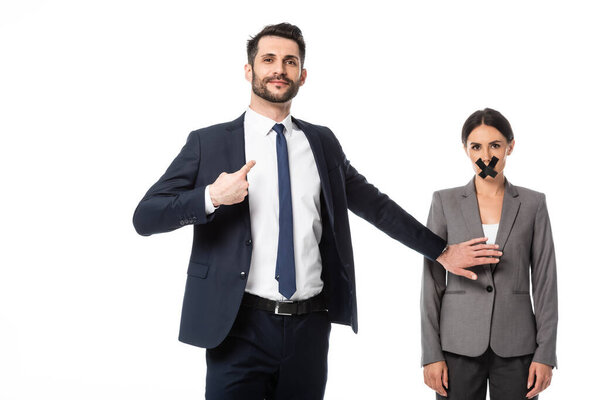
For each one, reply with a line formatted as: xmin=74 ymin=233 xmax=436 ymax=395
xmin=187 ymin=261 xmax=209 ymax=279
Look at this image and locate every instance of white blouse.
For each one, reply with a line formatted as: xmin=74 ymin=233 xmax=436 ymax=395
xmin=482 ymin=223 xmax=499 ymax=245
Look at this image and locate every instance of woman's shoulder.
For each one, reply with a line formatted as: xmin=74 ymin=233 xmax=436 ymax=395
xmin=431 ymin=180 xmax=547 ymax=205
xmin=432 ymin=182 xmax=472 ymax=200
xmin=433 ymin=186 xmax=465 ymax=197
xmin=508 ymin=182 xmax=546 ymax=203
xmin=429 ymin=186 xmax=466 ymax=208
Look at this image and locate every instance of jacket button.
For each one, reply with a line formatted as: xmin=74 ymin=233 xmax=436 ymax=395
xmin=240 ymin=272 xmax=247 ymax=280
xmin=179 ymin=220 xmax=185 ymax=226
xmin=245 ymin=239 xmax=252 ymax=246
xmin=486 ymin=285 xmax=493 ymax=292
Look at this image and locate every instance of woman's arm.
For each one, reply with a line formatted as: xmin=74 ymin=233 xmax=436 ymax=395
xmin=530 ymin=194 xmax=558 ymax=367
xmin=421 ymin=191 xmax=448 ymax=365
xmin=421 ymin=191 xmax=450 ymax=396
xmin=526 ymin=195 xmax=558 ymax=398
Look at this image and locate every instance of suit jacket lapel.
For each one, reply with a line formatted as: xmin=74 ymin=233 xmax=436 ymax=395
xmin=460 ymin=178 xmax=493 ymax=282
xmin=460 ymin=178 xmax=485 ymax=240
xmin=460 ymin=177 xmax=521 ymax=275
xmin=493 ymin=180 xmax=520 ymax=273
xmin=292 ymin=118 xmax=335 ymax=229
xmin=224 ymin=113 xmax=246 ymax=172
xmin=224 ymin=113 xmax=251 ymax=229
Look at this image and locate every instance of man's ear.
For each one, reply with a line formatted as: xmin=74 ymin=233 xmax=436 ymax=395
xmin=244 ymin=64 xmax=252 ymax=83
xmin=299 ymin=68 xmax=307 ymax=87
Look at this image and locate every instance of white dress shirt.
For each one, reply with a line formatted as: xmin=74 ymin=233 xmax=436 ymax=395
xmin=206 ymin=107 xmax=323 ymax=301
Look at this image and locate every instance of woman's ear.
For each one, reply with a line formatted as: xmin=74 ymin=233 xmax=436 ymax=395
xmin=507 ymin=139 xmax=515 ymax=156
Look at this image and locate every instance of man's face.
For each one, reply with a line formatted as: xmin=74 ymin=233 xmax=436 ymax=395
xmin=245 ymin=36 xmax=306 ymax=103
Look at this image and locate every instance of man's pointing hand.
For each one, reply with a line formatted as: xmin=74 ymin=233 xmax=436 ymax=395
xmin=208 ymin=160 xmax=256 ymax=207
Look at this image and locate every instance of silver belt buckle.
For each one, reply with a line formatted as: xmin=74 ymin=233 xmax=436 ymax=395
xmin=274 ymin=300 xmax=294 ymax=316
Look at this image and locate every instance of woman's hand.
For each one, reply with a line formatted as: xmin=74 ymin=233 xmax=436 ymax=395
xmin=526 ymin=361 xmax=553 ymax=398
xmin=423 ymin=360 xmax=448 ymax=397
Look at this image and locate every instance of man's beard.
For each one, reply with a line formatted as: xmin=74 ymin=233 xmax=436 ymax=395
xmin=252 ymin=72 xmax=300 ymax=103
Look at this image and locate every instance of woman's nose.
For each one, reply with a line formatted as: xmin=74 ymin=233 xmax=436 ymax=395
xmin=482 ymin=148 xmax=491 ymax=162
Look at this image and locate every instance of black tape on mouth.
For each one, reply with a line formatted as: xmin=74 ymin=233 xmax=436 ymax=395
xmin=475 ymin=156 xmax=499 ymax=178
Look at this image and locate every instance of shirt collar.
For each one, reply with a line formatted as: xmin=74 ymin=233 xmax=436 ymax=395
xmin=245 ymin=107 xmax=294 ymax=137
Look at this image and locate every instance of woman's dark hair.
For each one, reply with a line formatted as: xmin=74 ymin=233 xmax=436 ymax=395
xmin=461 ymin=108 xmax=514 ymax=145
xmin=247 ymin=23 xmax=306 ymax=68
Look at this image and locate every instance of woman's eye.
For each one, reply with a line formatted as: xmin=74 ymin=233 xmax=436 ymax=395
xmin=491 ymin=144 xmax=501 ymax=149
xmin=471 ymin=145 xmax=480 ymax=150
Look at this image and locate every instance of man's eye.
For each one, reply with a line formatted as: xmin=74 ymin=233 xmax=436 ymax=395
xmin=286 ymin=60 xmax=297 ymax=65
xmin=491 ymin=144 xmax=500 ymax=149
xmin=263 ymin=58 xmax=272 ymax=62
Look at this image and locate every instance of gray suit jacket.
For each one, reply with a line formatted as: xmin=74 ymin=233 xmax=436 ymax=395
xmin=421 ymin=178 xmax=558 ymax=367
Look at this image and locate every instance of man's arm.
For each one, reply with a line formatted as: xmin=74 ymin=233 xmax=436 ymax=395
xmin=341 ymin=149 xmax=501 ymax=279
xmin=133 ymin=131 xmax=209 ymax=236
xmin=343 ymin=157 xmax=446 ymax=260
xmin=132 ymin=131 xmax=254 ymax=236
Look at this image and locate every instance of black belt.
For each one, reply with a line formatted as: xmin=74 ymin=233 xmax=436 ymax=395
xmin=242 ymin=292 xmax=327 ymax=316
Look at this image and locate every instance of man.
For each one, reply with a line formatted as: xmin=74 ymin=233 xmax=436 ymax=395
xmin=133 ymin=23 xmax=501 ymax=399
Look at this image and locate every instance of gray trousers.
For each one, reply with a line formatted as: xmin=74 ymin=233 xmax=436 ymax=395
xmin=437 ymin=347 xmax=537 ymax=400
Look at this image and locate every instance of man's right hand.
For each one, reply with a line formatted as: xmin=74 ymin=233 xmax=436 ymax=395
xmin=423 ymin=360 xmax=448 ymax=397
xmin=436 ymin=237 xmax=502 ymax=280
xmin=208 ymin=160 xmax=256 ymax=207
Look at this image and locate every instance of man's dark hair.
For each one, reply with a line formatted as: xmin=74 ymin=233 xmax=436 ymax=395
xmin=247 ymin=23 xmax=306 ymax=67
xmin=462 ymin=108 xmax=515 ymax=145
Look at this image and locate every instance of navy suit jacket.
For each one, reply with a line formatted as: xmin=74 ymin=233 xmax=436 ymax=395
xmin=133 ymin=113 xmax=446 ymax=349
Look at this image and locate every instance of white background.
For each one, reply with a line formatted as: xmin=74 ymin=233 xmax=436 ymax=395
xmin=1 ymin=0 xmax=598 ymax=399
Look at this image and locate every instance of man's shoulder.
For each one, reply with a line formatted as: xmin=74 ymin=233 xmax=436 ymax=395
xmin=293 ymin=117 xmax=341 ymax=152
xmin=189 ymin=114 xmax=245 ymax=137
xmin=293 ymin=117 xmax=334 ymax=135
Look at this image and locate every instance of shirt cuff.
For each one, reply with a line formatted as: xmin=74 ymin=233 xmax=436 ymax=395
xmin=205 ymin=185 xmax=218 ymax=215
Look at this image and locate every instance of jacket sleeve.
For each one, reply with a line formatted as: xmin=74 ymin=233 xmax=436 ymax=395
xmin=530 ymin=194 xmax=558 ymax=367
xmin=340 ymin=148 xmax=446 ymax=261
xmin=132 ymin=131 xmax=215 ymax=236
xmin=420 ymin=191 xmax=448 ymax=366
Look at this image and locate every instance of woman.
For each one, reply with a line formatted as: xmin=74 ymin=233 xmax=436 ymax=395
xmin=420 ymin=108 xmax=557 ymax=399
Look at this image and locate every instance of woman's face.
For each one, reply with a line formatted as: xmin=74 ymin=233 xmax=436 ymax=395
xmin=464 ymin=124 xmax=515 ymax=179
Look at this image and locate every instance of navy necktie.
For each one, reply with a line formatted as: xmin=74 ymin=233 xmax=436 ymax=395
xmin=272 ymin=123 xmax=296 ymax=299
